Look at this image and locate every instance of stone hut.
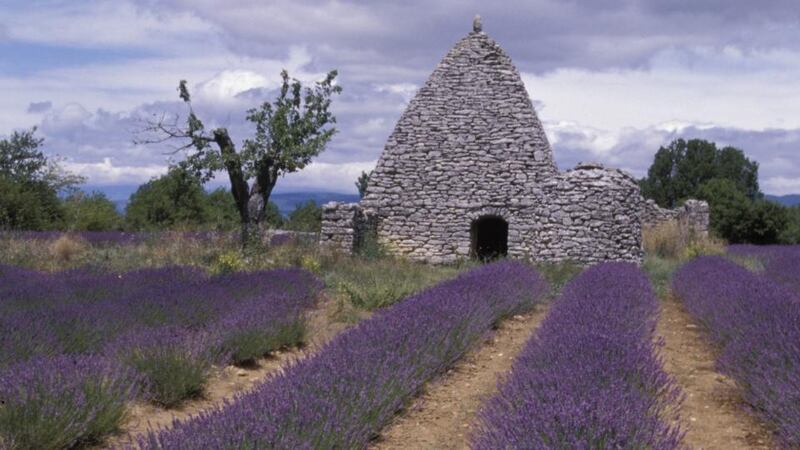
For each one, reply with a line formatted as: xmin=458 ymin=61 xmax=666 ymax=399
xmin=321 ymin=17 xmax=708 ymax=264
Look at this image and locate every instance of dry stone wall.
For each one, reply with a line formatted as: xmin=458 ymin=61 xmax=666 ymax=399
xmin=536 ymin=163 xmax=644 ymax=263
xmin=641 ymin=198 xmax=710 ymax=237
xmin=320 ymin=18 xmax=708 ymax=265
xmin=641 ymin=199 xmax=680 ymax=226
xmin=320 ymin=202 xmax=371 ymax=254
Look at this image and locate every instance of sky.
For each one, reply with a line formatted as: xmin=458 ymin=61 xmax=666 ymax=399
xmin=1 ymin=0 xmax=799 ymax=195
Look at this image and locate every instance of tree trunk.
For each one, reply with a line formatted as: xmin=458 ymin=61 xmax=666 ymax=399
xmin=213 ymin=128 xmax=254 ymax=246
xmin=254 ymin=161 xmax=279 ymax=225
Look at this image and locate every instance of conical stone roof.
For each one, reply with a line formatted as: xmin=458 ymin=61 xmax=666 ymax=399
xmin=364 ymin=19 xmax=557 ymax=209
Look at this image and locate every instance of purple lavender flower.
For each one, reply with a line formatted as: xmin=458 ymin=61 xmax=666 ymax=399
xmin=0 ymin=355 xmax=138 ymax=449
xmin=674 ymin=256 xmax=800 ymax=448
xmin=107 ymin=326 xmax=225 ymax=408
xmin=472 ymin=262 xmax=683 ymax=450
xmin=0 ymin=263 xmax=324 ymax=442
xmin=139 ymin=260 xmax=549 ymax=449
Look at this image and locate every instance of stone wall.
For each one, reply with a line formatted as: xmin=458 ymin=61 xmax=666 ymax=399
xmin=641 ymin=199 xmax=681 ymax=226
xmin=318 ymin=20 xmax=707 ymax=265
xmin=641 ymin=198 xmax=710 ymax=237
xmin=678 ymin=199 xmax=710 ymax=237
xmin=536 ymin=163 xmax=644 ymax=263
xmin=320 ymin=202 xmax=374 ymax=254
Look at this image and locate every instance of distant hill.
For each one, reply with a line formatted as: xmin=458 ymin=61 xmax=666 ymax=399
xmin=83 ymin=184 xmax=360 ymax=216
xmin=269 ymin=192 xmax=360 ymax=216
xmin=766 ymin=194 xmax=800 ymax=207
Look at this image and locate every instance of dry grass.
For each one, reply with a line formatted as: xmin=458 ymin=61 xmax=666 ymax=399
xmin=49 ymin=234 xmax=88 ymax=263
xmin=643 ymin=220 xmax=725 ymax=260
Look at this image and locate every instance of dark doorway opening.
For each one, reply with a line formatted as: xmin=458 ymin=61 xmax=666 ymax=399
xmin=471 ymin=215 xmax=508 ymax=261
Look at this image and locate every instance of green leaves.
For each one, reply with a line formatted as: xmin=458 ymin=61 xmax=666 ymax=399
xmin=640 ymin=138 xmax=760 ymax=209
xmin=355 ymin=170 xmax=372 ymax=198
xmin=697 ymin=178 xmax=788 ymax=244
xmin=640 ymin=138 xmax=791 ymax=244
xmin=169 ymin=70 xmax=341 ymax=232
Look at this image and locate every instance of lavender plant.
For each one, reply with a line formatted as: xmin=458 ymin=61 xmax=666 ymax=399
xmin=139 ymin=260 xmax=549 ymax=449
xmin=0 ymin=265 xmax=322 ymax=447
xmin=107 ymin=327 xmax=225 ymax=408
xmin=0 ymin=355 xmax=138 ymax=450
xmin=728 ymin=244 xmax=800 ymax=293
xmin=673 ymin=256 xmax=800 ymax=448
xmin=472 ymin=262 xmax=683 ymax=449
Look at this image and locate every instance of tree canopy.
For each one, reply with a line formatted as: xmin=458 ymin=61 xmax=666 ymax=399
xmin=143 ymin=70 xmax=341 ymax=242
xmin=640 ymin=139 xmax=759 ymax=208
xmin=63 ymin=191 xmax=123 ymax=231
xmin=640 ymin=138 xmax=795 ymax=244
xmin=355 ymin=170 xmax=372 ymax=198
xmin=0 ymin=128 xmax=85 ymax=230
xmin=126 ymin=168 xmax=210 ymax=231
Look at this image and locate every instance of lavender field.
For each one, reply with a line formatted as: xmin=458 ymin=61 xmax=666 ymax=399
xmin=673 ymin=255 xmax=800 ymax=448
xmin=0 ymin=264 xmax=322 ymax=448
xmin=140 ymin=260 xmax=548 ymax=449
xmin=473 ymin=262 xmax=682 ymax=449
xmin=728 ymin=244 xmax=800 ymax=293
xmin=2 ymin=233 xmax=800 ymax=449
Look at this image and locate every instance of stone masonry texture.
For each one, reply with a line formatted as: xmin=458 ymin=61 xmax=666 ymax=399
xmin=320 ymin=19 xmax=709 ymax=264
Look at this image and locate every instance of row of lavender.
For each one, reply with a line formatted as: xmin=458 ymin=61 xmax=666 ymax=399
xmin=728 ymin=244 xmax=800 ymax=293
xmin=139 ymin=260 xmax=549 ymax=449
xmin=0 ymin=265 xmax=322 ymax=449
xmin=473 ymin=263 xmax=683 ymax=449
xmin=673 ymin=256 xmax=800 ymax=448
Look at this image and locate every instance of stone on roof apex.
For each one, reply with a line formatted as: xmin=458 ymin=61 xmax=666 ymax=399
xmin=473 ymin=15 xmax=482 ymax=33
xmin=574 ymin=161 xmax=605 ymax=170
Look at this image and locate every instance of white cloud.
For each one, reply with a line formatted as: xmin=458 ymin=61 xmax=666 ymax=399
xmin=522 ymin=47 xmax=800 ymax=131
xmin=279 ymin=161 xmax=377 ymax=193
xmin=2 ymin=1 xmax=214 ymax=51
xmin=3 ymin=1 xmax=800 ymax=196
xmin=374 ymin=83 xmax=418 ymax=102
xmin=763 ymin=176 xmax=800 ymax=197
xmin=63 ymin=157 xmax=167 ymax=185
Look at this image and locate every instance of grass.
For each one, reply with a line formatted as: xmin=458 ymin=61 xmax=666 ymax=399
xmin=643 ymin=220 xmax=725 ymax=260
xmin=222 ymin=320 xmax=307 ymax=366
xmin=535 ymin=260 xmax=583 ymax=296
xmin=327 ymin=257 xmax=465 ymax=310
xmin=126 ymin=348 xmax=214 ymax=408
xmin=642 ymin=255 xmax=681 ymax=299
xmin=641 ymin=220 xmax=729 ymax=299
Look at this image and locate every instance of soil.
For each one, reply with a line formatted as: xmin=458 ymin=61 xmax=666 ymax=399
xmin=657 ymin=294 xmax=775 ymax=449
xmin=104 ymin=293 xmax=357 ymax=448
xmin=103 ymin=288 xmax=780 ymax=450
xmin=370 ymin=305 xmax=550 ymax=450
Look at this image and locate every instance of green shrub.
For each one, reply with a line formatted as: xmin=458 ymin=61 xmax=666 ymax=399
xmin=221 ymin=320 xmax=306 ymax=366
xmin=285 ymin=200 xmax=321 ymax=232
xmin=63 ymin=191 xmax=122 ymax=231
xmin=121 ymin=337 xmax=218 ymax=408
xmin=642 ymin=255 xmax=680 ymax=298
xmin=535 ymin=261 xmax=582 ymax=294
xmin=211 ymin=250 xmax=246 ymax=275
xmin=330 ymin=258 xmax=460 ymax=310
xmin=125 ymin=168 xmax=209 ymax=231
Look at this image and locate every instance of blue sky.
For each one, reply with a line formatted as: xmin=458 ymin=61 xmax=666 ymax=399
xmin=1 ymin=0 xmax=799 ymax=195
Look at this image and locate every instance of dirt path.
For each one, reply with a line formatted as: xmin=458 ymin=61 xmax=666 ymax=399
xmin=657 ymin=295 xmax=774 ymax=449
xmin=370 ymin=305 xmax=550 ymax=450
xmin=105 ymin=294 xmax=357 ymax=448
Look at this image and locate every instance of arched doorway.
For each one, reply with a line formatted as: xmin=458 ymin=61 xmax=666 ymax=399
xmin=471 ymin=215 xmax=508 ymax=260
